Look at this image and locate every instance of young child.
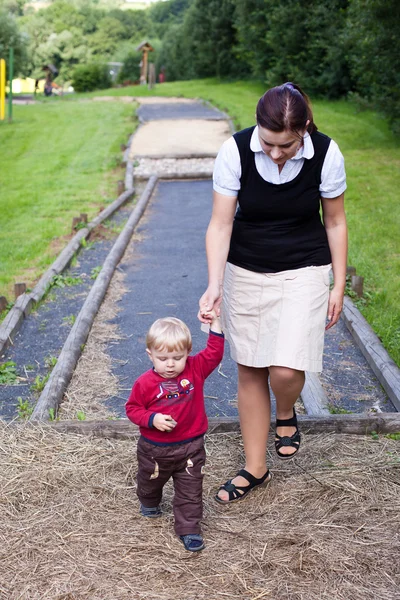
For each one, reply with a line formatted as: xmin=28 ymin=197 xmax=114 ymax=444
xmin=126 ymin=314 xmax=224 ymax=552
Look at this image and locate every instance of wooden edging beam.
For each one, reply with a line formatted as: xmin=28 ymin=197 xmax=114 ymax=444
xmin=300 ymin=372 xmax=331 ymax=415
xmin=342 ymin=296 xmax=400 ymax=411
xmin=30 ymin=176 xmax=158 ymax=422
xmin=0 ymin=188 xmax=135 ymax=357
xmin=49 ymin=413 xmax=400 ymax=439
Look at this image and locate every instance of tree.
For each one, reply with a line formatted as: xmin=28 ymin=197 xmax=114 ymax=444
xmin=346 ymin=0 xmax=400 ymax=131
xmin=87 ymin=17 xmax=126 ymax=57
xmin=233 ymin=0 xmax=272 ymax=79
xmin=0 ymin=9 xmax=28 ymax=75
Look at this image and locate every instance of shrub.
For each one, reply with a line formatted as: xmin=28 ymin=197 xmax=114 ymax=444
xmin=116 ymin=51 xmax=142 ymax=85
xmin=71 ymin=63 xmax=112 ymax=93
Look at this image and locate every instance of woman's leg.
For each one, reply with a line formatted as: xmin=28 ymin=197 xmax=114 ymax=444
xmin=269 ymin=366 xmax=305 ymax=457
xmin=216 ymin=364 xmax=270 ymax=502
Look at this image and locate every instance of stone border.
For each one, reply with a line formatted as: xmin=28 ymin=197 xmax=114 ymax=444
xmin=30 ymin=177 xmax=158 ymax=421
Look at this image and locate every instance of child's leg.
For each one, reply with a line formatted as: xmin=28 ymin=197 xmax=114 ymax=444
xmin=136 ymin=437 xmax=173 ymax=509
xmin=172 ymin=437 xmax=206 ymax=536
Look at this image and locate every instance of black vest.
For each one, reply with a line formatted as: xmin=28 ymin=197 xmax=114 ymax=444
xmin=228 ymin=126 xmax=332 ymax=273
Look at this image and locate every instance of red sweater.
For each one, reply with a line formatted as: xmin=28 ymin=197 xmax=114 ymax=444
xmin=126 ymin=331 xmax=224 ymax=444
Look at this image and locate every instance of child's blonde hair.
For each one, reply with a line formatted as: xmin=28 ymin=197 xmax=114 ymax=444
xmin=146 ymin=317 xmax=192 ymax=353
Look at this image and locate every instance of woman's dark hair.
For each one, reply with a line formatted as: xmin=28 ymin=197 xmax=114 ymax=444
xmin=256 ymin=82 xmax=317 ymax=136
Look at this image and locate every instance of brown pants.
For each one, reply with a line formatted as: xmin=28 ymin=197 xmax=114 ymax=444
xmin=136 ymin=436 xmax=206 ymax=536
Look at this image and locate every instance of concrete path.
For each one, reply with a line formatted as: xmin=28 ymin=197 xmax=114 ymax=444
xmin=129 ymin=101 xmax=231 ymax=158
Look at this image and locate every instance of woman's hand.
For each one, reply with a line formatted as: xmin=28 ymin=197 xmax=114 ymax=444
xmin=325 ymin=286 xmax=344 ymax=330
xmin=198 ymin=283 xmax=222 ymax=323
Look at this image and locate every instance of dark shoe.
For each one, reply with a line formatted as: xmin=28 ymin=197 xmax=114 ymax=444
xmin=179 ymin=534 xmax=205 ymax=552
xmin=140 ymin=503 xmax=162 ymax=518
xmin=275 ymin=408 xmax=301 ymax=460
xmin=215 ymin=468 xmax=272 ymax=504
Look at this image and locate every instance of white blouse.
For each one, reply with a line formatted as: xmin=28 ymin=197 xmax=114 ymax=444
xmin=213 ymin=127 xmax=347 ymax=199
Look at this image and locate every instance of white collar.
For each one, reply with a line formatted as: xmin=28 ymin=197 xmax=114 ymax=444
xmin=250 ymin=126 xmax=314 ymax=160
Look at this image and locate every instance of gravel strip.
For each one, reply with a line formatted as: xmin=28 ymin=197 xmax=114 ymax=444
xmin=134 ymin=157 xmax=215 ymax=178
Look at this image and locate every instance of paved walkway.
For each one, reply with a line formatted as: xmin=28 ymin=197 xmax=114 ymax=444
xmin=129 ymin=100 xmax=231 ymax=158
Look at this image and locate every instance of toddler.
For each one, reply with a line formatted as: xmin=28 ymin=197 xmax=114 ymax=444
xmin=126 ymin=315 xmax=224 ymax=552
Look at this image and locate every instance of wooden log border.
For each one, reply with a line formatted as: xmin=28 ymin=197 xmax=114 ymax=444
xmin=0 ymin=188 xmax=135 ymax=357
xmin=342 ymin=296 xmax=400 ymax=410
xmin=50 ymin=413 xmax=400 ymax=439
xmin=30 ymin=176 xmax=158 ymax=422
xmin=300 ymin=372 xmax=331 ymax=416
xmin=0 ymin=128 xmax=136 ymax=358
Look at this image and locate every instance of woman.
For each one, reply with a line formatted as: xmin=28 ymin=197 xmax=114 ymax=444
xmin=198 ymin=82 xmax=347 ymax=504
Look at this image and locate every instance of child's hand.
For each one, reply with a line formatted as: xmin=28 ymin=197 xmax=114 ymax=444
xmin=153 ymin=413 xmax=177 ymax=432
xmin=202 ymin=309 xmax=222 ymax=334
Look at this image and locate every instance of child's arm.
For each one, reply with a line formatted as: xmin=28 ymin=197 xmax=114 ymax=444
xmin=193 ymin=309 xmax=224 ymax=379
xmin=209 ymin=311 xmax=222 ymax=334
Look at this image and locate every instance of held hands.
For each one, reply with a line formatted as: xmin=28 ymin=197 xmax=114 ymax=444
xmin=326 ymin=286 xmax=344 ymax=330
xmin=198 ymin=283 xmax=222 ymax=324
xmin=153 ymin=414 xmax=177 ymax=432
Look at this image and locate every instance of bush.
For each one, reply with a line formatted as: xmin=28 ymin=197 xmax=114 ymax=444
xmin=116 ymin=51 xmax=142 ymax=85
xmin=71 ymin=64 xmax=112 ymax=93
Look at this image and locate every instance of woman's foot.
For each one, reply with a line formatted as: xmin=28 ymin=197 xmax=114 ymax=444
xmin=215 ymin=468 xmax=272 ymax=504
xmin=275 ymin=408 xmax=301 ymax=459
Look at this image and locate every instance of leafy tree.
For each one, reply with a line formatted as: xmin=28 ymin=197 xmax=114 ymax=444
xmin=149 ymin=0 xmax=191 ymax=38
xmin=233 ymin=0 xmax=271 ymax=79
xmin=160 ymin=0 xmax=245 ymax=80
xmin=0 ymin=0 xmax=26 ymax=16
xmin=88 ymin=16 xmax=126 ymax=56
xmin=108 ymin=8 xmax=154 ymax=40
xmin=346 ymin=0 xmax=400 ymax=131
xmin=262 ymin=0 xmax=350 ymax=98
xmin=0 ymin=8 xmax=28 ymax=75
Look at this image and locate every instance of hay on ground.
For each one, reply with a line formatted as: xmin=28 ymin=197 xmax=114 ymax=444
xmin=0 ymin=424 xmax=399 ymax=600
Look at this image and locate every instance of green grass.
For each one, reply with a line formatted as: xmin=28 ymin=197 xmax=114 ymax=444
xmin=0 ymin=99 xmax=135 ymax=298
xmin=1 ymin=80 xmax=399 ymax=364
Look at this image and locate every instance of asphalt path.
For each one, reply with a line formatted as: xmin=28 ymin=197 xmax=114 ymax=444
xmin=137 ymin=101 xmax=225 ymax=121
xmin=105 ymin=180 xmax=239 ymax=418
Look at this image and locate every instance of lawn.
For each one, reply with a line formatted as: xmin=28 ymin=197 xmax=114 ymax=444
xmin=1 ymin=80 xmax=399 ymax=364
xmin=0 ymin=99 xmax=135 ymax=300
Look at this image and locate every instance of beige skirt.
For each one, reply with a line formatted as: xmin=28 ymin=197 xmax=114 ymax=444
xmin=221 ymin=262 xmax=331 ymax=372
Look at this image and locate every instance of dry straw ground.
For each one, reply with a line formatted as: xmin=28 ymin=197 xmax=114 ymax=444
xmin=1 ymin=423 xmax=399 ymax=600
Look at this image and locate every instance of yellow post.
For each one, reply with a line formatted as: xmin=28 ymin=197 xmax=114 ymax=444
xmin=0 ymin=59 xmax=6 ymax=121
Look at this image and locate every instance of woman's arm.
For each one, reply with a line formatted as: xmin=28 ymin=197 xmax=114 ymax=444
xmin=321 ymin=193 xmax=348 ymax=329
xmin=198 ymin=191 xmax=237 ymax=323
